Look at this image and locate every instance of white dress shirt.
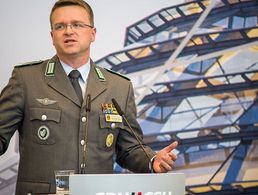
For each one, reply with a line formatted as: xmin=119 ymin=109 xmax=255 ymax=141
xmin=60 ymin=60 xmax=91 ymax=99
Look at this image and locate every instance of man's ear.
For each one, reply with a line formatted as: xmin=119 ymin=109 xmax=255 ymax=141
xmin=50 ymin=31 xmax=55 ymax=46
xmin=91 ymin=28 xmax=97 ymax=42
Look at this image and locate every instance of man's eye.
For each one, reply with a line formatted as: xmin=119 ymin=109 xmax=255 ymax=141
xmin=55 ymin=24 xmax=64 ymax=30
xmin=73 ymin=23 xmax=83 ymax=28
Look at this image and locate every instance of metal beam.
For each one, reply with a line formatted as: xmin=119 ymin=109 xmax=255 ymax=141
xmin=140 ymin=77 xmax=258 ymax=104
xmin=222 ymin=140 xmax=252 ymax=189
xmin=126 ymin=39 xmax=258 ymax=79
xmin=145 ymin=128 xmax=258 ymax=150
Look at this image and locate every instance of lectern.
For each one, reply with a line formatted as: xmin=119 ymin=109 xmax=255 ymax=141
xmin=70 ymin=173 xmax=185 ymax=195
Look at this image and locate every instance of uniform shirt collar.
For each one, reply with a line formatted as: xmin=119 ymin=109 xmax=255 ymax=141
xmin=60 ymin=59 xmax=91 ymax=83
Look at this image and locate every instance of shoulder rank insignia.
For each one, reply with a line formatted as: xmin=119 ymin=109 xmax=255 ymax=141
xmin=15 ymin=60 xmax=43 ymax=68
xmin=105 ymin=68 xmax=130 ymax=81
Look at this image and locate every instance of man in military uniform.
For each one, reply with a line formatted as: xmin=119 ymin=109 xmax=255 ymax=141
xmin=0 ymin=0 xmax=178 ymax=194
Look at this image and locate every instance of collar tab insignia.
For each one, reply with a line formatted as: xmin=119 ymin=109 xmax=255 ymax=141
xmin=45 ymin=61 xmax=56 ymax=76
xmin=95 ymin=67 xmax=106 ymax=81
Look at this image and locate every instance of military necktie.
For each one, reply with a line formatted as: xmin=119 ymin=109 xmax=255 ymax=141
xmin=69 ymin=70 xmax=83 ymax=104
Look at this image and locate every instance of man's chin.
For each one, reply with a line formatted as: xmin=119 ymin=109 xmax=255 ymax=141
xmin=63 ymin=50 xmax=80 ymax=56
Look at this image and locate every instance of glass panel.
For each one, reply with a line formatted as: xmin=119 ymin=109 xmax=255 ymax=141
xmin=191 ymin=36 xmax=210 ymax=45
xmin=159 ymin=41 xmax=178 ymax=52
xmin=228 ymin=0 xmax=240 ymax=4
xmin=128 ymin=46 xmax=154 ymax=59
xmin=247 ymin=28 xmax=258 ymax=38
xmin=247 ymin=72 xmax=258 ymax=81
xmin=232 ymin=16 xmax=244 ymax=29
xmin=201 ymin=0 xmax=211 ymax=7
xmin=107 ymin=55 xmax=121 ymax=65
xmin=245 ymin=16 xmax=257 ymax=28
xmin=187 ymin=58 xmax=216 ymax=74
xmin=128 ymin=26 xmax=141 ymax=38
xmin=137 ymin=21 xmax=153 ymax=33
xmin=180 ymin=3 xmax=203 ymax=16
xmin=207 ymin=78 xmax=225 ymax=86
xmin=227 ymin=75 xmax=245 ymax=83
xmin=160 ymin=10 xmax=173 ymax=21
xmin=209 ymin=33 xmax=220 ymax=41
xmin=211 ymin=31 xmax=243 ymax=42
xmin=149 ymin=14 xmax=165 ymax=27
xmin=127 ymin=36 xmax=135 ymax=45
xmin=145 ymin=105 xmax=161 ymax=120
xmin=166 ymin=8 xmax=181 ymax=19
xmin=96 ymin=59 xmax=112 ymax=69
xmin=171 ymin=31 xmax=188 ymax=39
xmin=115 ymin=52 xmax=130 ymax=63
xmin=213 ymin=17 xmax=229 ymax=28
xmin=156 ymin=31 xmax=170 ymax=42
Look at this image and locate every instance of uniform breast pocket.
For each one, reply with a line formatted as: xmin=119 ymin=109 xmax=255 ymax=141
xmin=30 ymin=107 xmax=61 ymax=145
xmin=98 ymin=115 xmax=125 ymax=151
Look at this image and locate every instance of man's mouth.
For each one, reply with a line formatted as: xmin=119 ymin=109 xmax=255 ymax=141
xmin=64 ymin=39 xmax=77 ymax=44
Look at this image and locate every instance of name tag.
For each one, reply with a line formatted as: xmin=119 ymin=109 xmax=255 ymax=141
xmin=105 ymin=114 xmax=122 ymax=123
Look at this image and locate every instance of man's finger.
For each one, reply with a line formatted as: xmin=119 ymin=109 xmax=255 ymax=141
xmin=160 ymin=160 xmax=173 ymax=172
xmin=169 ymin=152 xmax=177 ymax=161
xmin=163 ymin=141 xmax=178 ymax=153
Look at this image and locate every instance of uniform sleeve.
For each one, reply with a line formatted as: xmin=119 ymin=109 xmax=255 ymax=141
xmin=116 ymin=82 xmax=156 ymax=173
xmin=0 ymin=68 xmax=24 ymax=155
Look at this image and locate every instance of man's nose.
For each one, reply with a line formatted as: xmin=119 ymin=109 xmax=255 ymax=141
xmin=64 ymin=24 xmax=74 ymax=34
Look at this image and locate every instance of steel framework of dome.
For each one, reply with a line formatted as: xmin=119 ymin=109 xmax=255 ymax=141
xmin=96 ymin=0 xmax=258 ymax=194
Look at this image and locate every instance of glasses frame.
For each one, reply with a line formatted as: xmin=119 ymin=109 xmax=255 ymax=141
xmin=52 ymin=22 xmax=94 ymax=32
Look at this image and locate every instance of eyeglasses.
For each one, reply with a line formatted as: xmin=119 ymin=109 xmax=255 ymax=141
xmin=53 ymin=22 xmax=94 ymax=31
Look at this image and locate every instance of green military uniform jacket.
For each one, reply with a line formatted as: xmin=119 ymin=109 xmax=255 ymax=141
xmin=0 ymin=56 xmax=156 ymax=194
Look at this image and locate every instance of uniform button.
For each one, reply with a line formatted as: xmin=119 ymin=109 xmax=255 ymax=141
xmin=81 ymin=140 xmax=85 ymax=146
xmin=111 ymin=123 xmax=116 ymax=129
xmin=81 ymin=117 xmax=87 ymax=123
xmin=41 ymin=114 xmax=47 ymax=121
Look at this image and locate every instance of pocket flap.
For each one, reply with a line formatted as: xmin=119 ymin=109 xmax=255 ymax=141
xmin=30 ymin=108 xmax=61 ymax=122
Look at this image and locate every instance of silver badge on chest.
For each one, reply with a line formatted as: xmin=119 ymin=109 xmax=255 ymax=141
xmin=38 ymin=126 xmax=50 ymax=140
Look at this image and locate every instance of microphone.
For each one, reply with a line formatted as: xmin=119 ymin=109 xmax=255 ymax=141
xmin=111 ymin=98 xmax=153 ymax=169
xmin=86 ymin=94 xmax=91 ymax=112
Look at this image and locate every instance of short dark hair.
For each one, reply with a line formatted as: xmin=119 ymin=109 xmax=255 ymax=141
xmin=50 ymin=0 xmax=94 ymax=29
